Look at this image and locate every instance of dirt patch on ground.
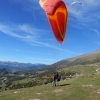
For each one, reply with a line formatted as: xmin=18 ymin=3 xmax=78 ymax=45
xmin=29 ymin=99 xmax=40 ymax=100
xmin=82 ymin=84 xmax=93 ymax=87
xmin=53 ymin=89 xmax=63 ymax=93
xmin=36 ymin=93 xmax=42 ymax=95
xmin=14 ymin=91 xmax=20 ymax=94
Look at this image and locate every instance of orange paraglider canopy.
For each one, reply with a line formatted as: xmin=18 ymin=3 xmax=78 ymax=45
xmin=39 ymin=0 xmax=68 ymax=44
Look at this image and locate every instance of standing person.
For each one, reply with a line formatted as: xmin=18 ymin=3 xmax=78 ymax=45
xmin=52 ymin=72 xmax=57 ymax=86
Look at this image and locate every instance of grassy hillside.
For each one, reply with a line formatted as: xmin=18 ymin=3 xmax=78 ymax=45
xmin=0 ymin=64 xmax=100 ymax=100
xmin=0 ymin=74 xmax=100 ymax=100
xmin=42 ymin=50 xmax=100 ymax=70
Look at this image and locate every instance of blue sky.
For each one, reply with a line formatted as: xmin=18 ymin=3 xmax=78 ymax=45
xmin=0 ymin=0 xmax=100 ymax=64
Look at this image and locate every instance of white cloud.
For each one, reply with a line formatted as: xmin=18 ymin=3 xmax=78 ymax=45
xmin=91 ymin=29 xmax=100 ymax=36
xmin=0 ymin=24 xmax=32 ymax=39
xmin=0 ymin=23 xmax=79 ymax=56
xmin=0 ymin=23 xmax=49 ymax=46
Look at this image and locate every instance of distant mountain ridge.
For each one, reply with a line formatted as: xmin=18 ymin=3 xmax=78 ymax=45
xmin=1 ymin=49 xmax=100 ymax=71
xmin=0 ymin=61 xmax=46 ymax=71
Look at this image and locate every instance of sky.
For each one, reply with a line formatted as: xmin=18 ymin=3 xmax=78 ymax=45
xmin=0 ymin=0 xmax=100 ymax=64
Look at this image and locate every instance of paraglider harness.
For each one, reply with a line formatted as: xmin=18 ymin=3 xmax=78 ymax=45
xmin=53 ymin=72 xmax=61 ymax=82
xmin=56 ymin=73 xmax=61 ymax=82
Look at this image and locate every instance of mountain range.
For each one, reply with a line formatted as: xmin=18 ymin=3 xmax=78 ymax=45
xmin=0 ymin=61 xmax=46 ymax=71
xmin=0 ymin=49 xmax=100 ymax=71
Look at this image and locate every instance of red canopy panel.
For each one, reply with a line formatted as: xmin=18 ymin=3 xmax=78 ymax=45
xmin=39 ymin=0 xmax=68 ymax=44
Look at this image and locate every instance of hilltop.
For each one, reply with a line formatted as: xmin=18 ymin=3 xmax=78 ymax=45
xmin=42 ymin=49 xmax=100 ymax=70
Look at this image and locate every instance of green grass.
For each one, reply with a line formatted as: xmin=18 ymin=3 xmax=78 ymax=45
xmin=12 ymin=77 xmax=35 ymax=84
xmin=0 ymin=74 xmax=100 ymax=100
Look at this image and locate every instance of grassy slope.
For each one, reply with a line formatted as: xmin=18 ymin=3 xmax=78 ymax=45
xmin=0 ymin=74 xmax=100 ymax=100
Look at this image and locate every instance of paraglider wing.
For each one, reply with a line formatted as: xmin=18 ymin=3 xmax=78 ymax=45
xmin=71 ymin=1 xmax=83 ymax=6
xmin=39 ymin=0 xmax=68 ymax=44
